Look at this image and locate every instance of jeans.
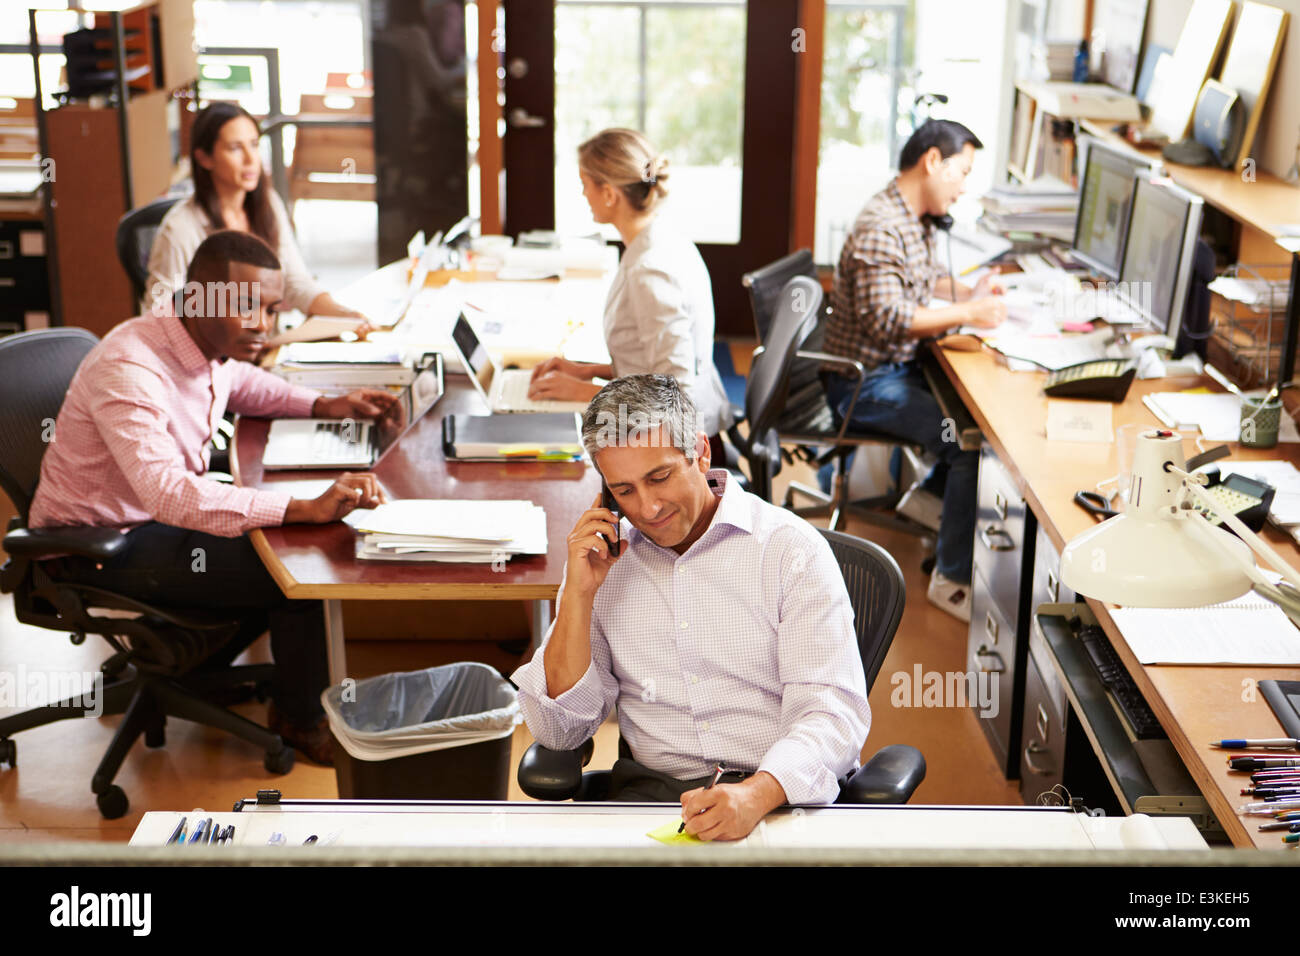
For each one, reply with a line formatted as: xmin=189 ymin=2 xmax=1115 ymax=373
xmin=824 ymin=362 xmax=976 ymax=583
xmin=55 ymin=523 xmax=329 ymax=724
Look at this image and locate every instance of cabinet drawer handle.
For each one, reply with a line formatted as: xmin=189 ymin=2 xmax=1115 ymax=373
xmin=973 ymin=645 xmax=1004 ymax=673
xmin=1036 ymin=702 xmax=1050 ymax=741
xmin=1023 ymin=740 xmax=1054 ymax=775
xmin=1046 ymin=568 xmax=1059 ymax=603
xmin=980 ymin=525 xmax=1015 ymax=551
xmin=984 ymin=611 xmax=998 ymax=645
xmin=994 ymin=490 xmax=1008 ymax=522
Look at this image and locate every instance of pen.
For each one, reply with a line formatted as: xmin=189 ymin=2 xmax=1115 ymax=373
xmin=187 ymin=818 xmax=208 ymax=845
xmin=1229 ymin=756 xmax=1300 ymax=771
xmin=226 ymin=825 xmax=235 ymax=845
xmin=679 ymin=763 xmax=726 ymax=834
xmin=1240 ymin=798 xmax=1300 ymax=813
xmin=207 ymin=820 xmax=218 ymax=845
xmin=1213 ymin=738 xmax=1300 ymax=751
xmin=303 ymin=834 xmax=318 ymax=845
xmin=166 ymin=817 xmax=187 ymax=846
xmin=1257 ymin=821 xmax=1300 ymax=832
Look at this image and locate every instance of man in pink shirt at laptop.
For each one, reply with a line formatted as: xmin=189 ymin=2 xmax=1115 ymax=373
xmin=29 ymin=230 xmax=395 ymax=764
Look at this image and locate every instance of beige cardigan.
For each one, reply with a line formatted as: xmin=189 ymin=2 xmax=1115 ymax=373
xmin=144 ymin=191 xmax=325 ymax=315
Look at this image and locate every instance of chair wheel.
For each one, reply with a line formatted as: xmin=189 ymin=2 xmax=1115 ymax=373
xmin=96 ymin=785 xmax=129 ymax=819
xmin=0 ymin=738 xmax=15 ymax=768
xmin=145 ymin=721 xmax=165 ymax=748
xmin=264 ymin=747 xmax=295 ymax=774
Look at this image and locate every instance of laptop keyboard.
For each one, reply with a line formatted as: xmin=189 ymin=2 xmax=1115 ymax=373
xmin=499 ymin=371 xmax=564 ymax=412
xmin=313 ymin=421 xmax=369 ymax=462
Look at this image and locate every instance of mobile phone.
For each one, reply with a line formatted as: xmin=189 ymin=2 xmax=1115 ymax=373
xmin=600 ymin=484 xmax=621 ymax=557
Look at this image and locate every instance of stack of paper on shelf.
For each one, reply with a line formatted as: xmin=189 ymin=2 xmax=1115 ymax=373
xmin=273 ymin=341 xmax=414 ymax=394
xmin=979 ymin=178 xmax=1079 ymax=241
xmin=343 ymin=499 xmax=547 ymax=563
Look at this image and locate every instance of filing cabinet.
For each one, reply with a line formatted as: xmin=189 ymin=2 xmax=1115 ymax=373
xmin=967 ymin=443 xmax=1035 ymax=778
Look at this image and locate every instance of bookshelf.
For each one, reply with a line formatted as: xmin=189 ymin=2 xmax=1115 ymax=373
xmin=29 ymin=1 xmax=197 ymax=336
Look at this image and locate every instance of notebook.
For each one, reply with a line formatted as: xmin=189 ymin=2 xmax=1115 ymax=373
xmin=442 ymin=412 xmax=583 ymax=460
xmin=1110 ymin=592 xmax=1300 ymax=665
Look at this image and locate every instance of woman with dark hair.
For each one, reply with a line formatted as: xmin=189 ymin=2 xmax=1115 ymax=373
xmin=146 ymin=102 xmax=369 ymax=328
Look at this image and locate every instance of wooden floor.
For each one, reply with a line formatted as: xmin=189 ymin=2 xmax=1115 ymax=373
xmin=0 ymin=343 xmax=1020 ymax=843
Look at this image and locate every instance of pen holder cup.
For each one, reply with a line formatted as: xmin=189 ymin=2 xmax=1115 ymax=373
xmin=1240 ymin=397 xmax=1283 ymax=449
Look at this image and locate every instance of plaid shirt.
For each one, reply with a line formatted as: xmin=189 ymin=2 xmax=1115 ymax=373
xmin=824 ymin=179 xmax=940 ymax=372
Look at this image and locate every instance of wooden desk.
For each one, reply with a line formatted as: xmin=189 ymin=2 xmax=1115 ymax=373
xmin=930 ymin=340 xmax=1300 ymax=849
xmin=232 ymin=375 xmax=601 ymax=683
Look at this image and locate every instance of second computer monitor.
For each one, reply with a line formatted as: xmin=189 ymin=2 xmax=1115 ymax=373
xmin=1071 ymin=137 xmax=1158 ymax=279
xmin=1117 ymin=175 xmax=1204 ymax=342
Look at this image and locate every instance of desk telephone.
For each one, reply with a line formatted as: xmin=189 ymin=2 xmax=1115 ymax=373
xmin=1193 ymin=468 xmax=1274 ymax=533
xmin=1043 ymin=359 xmax=1138 ymax=402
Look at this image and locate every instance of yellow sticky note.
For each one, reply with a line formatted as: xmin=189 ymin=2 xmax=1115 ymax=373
xmin=647 ymin=820 xmax=703 ymax=845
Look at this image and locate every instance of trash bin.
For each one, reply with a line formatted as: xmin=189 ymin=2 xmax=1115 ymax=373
xmin=321 ymin=662 xmax=521 ymax=800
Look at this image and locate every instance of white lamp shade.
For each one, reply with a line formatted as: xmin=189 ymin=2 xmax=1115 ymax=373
xmin=1060 ymin=512 xmax=1255 ymax=608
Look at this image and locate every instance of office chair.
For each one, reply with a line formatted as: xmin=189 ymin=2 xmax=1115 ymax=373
xmin=114 ymin=195 xmax=183 ymax=305
xmin=739 ymin=250 xmax=934 ymax=538
xmin=0 ymin=328 xmax=293 ymax=820
xmin=516 ymin=527 xmax=926 ymax=804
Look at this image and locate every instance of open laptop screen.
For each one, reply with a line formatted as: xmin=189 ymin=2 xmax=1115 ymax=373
xmin=372 ymin=356 xmax=445 ymax=463
xmin=451 ymin=313 xmax=496 ymax=398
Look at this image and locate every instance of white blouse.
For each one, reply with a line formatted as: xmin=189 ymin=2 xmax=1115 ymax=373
xmin=144 ymin=191 xmax=326 ymax=316
xmin=602 ymin=217 xmax=732 ymax=436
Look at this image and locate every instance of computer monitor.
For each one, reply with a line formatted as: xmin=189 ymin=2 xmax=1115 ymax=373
xmin=1070 ymin=137 xmax=1159 ymax=279
xmin=1116 ymin=175 xmax=1204 ymax=342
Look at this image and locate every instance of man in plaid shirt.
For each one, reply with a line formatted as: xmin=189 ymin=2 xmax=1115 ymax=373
xmin=822 ymin=120 xmax=1006 ymax=621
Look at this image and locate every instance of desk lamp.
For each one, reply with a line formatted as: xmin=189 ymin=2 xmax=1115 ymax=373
xmin=1060 ymin=429 xmax=1300 ymax=620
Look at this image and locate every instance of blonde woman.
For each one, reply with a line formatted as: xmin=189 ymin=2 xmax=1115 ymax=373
xmin=528 ymin=128 xmax=731 ymax=451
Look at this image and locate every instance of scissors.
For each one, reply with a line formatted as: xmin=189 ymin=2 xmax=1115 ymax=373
xmin=1074 ymin=490 xmax=1120 ymax=521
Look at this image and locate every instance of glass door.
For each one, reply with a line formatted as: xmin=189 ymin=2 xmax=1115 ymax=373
xmin=501 ymin=0 xmax=802 ymax=334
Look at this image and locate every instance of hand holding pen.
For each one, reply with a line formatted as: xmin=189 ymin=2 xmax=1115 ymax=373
xmin=679 ymin=763 xmax=726 ymax=834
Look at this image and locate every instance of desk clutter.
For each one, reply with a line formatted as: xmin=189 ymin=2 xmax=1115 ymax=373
xmin=342 ymin=499 xmax=547 ymax=563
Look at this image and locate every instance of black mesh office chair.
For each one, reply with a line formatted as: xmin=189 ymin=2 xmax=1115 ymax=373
xmin=114 ymin=196 xmax=183 ymax=305
xmin=0 ymin=329 xmax=293 ymax=819
xmin=516 ymin=527 xmax=926 ymax=804
xmin=740 ymin=250 xmax=933 ymax=539
xmin=723 ymin=276 xmax=822 ymax=503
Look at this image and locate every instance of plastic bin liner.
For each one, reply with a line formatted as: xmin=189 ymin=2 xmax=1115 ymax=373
xmin=321 ymin=662 xmax=520 ymax=761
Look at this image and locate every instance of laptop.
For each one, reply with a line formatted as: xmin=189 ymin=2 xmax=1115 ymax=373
xmin=449 ymin=312 xmax=590 ymax=414
xmin=261 ymin=354 xmax=445 ymax=470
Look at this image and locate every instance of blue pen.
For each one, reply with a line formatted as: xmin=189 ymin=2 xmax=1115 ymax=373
xmin=187 ymin=818 xmax=208 ymax=844
xmin=1213 ymin=738 xmax=1300 ymax=750
xmin=165 ymin=817 xmax=187 ymax=846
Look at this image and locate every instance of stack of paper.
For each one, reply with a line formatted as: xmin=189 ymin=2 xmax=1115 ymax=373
xmin=979 ymin=179 xmax=1080 ymax=241
xmin=273 ymin=341 xmax=414 ymax=393
xmin=343 ymin=500 xmax=547 ymax=563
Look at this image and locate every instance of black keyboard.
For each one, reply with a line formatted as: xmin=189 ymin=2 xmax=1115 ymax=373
xmin=1076 ymin=624 xmax=1165 ymax=739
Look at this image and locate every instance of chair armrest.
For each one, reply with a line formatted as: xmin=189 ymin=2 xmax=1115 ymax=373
xmin=796 ymin=351 xmax=866 ymax=443
xmin=3 ymin=526 xmax=129 ymax=562
xmin=837 ymin=744 xmax=926 ymax=804
xmin=517 ymin=738 xmax=595 ymax=801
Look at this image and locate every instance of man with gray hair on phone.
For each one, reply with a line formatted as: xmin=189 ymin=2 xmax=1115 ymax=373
xmin=512 ymin=374 xmax=870 ymax=841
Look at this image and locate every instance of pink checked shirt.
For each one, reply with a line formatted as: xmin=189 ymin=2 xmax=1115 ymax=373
xmin=29 ymin=313 xmax=320 ymax=538
xmin=512 ymin=470 xmax=871 ymax=805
